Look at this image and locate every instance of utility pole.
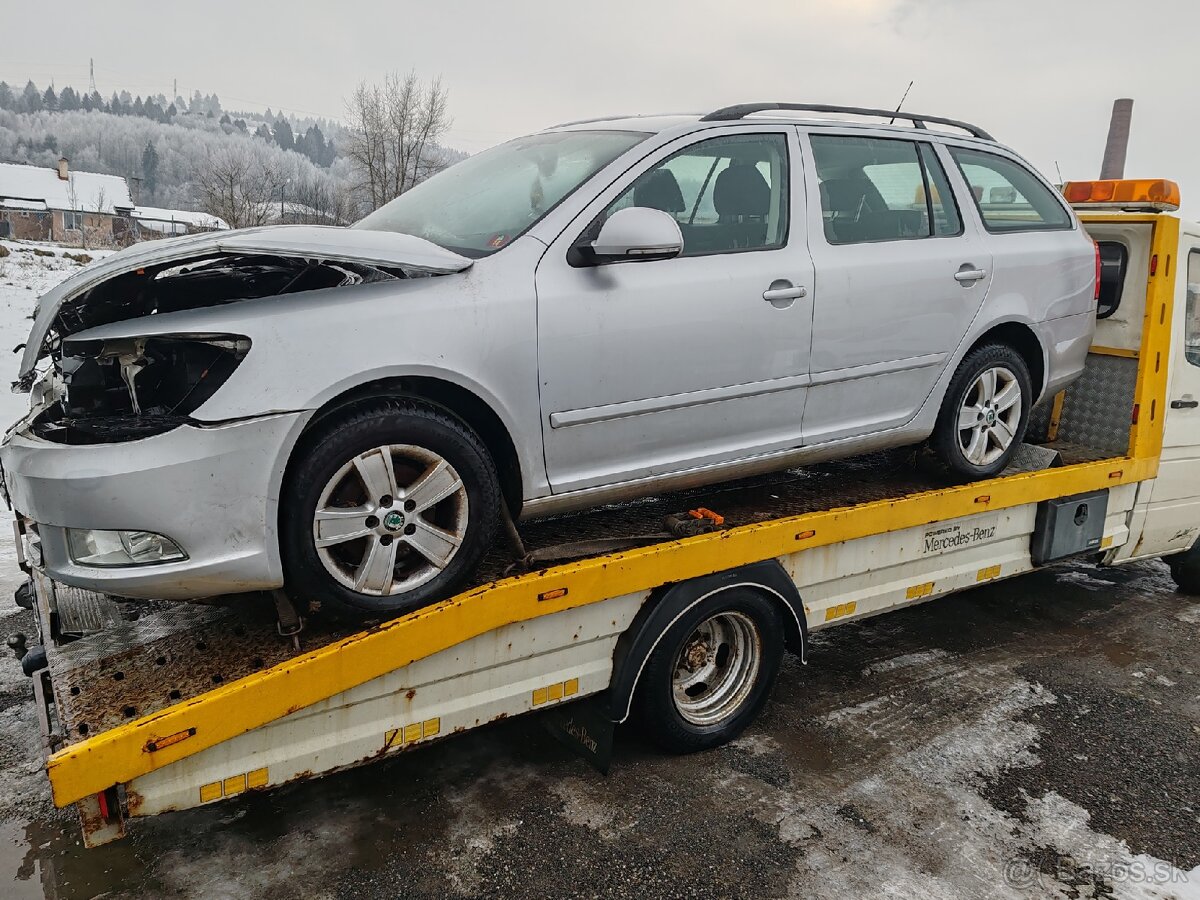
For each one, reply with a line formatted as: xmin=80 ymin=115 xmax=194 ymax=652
xmin=89 ymin=58 xmax=96 ymax=94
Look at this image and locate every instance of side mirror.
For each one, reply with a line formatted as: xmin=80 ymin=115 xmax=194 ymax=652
xmin=578 ymin=207 xmax=683 ymax=266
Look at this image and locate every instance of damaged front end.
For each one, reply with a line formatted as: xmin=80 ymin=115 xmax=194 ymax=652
xmin=31 ymin=333 xmax=251 ymax=444
xmin=24 ymin=250 xmax=410 ymax=444
xmin=13 ymin=225 xmax=475 ymax=444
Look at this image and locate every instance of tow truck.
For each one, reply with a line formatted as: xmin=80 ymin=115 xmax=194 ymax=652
xmin=7 ymin=178 xmax=1200 ymax=847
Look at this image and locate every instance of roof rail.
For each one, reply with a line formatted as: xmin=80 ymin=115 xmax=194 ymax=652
xmin=699 ymin=103 xmax=994 ymax=141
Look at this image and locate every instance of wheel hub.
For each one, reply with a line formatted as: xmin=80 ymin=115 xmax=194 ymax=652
xmin=683 ymin=639 xmax=710 ymax=672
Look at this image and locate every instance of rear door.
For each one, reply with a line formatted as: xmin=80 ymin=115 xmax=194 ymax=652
xmin=798 ymin=131 xmax=992 ymax=444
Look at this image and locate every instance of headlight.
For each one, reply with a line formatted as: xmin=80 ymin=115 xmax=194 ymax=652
xmin=67 ymin=528 xmax=187 ymax=567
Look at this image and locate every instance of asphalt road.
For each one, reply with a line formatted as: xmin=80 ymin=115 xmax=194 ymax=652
xmin=1 ymin=556 xmax=1198 ymax=899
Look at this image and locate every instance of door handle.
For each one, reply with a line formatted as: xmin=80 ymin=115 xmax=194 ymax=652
xmin=763 ymin=285 xmax=808 ymax=302
xmin=954 ymin=267 xmax=988 ymax=284
xmin=1171 ymin=399 xmax=1199 ymax=409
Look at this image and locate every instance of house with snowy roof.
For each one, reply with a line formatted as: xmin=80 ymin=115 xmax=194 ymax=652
xmin=0 ymin=159 xmax=228 ymax=247
xmin=0 ymin=158 xmax=134 ymax=246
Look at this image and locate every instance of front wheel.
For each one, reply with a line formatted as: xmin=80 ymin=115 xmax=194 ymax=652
xmin=931 ymin=343 xmax=1033 ymax=479
xmin=632 ymin=589 xmax=784 ymax=753
xmin=280 ymin=398 xmax=501 ymax=620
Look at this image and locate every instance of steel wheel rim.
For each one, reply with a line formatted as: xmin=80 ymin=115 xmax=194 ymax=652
xmin=312 ymin=444 xmax=469 ymax=596
xmin=671 ymin=611 xmax=762 ymax=726
xmin=957 ymin=365 xmax=1022 ymax=467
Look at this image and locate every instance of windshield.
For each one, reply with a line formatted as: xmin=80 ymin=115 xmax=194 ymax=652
xmin=353 ymin=130 xmax=650 ymax=257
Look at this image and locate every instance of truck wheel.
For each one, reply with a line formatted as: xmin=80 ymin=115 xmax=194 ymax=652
xmin=633 ymin=589 xmax=784 ymax=753
xmin=281 ymin=398 xmax=501 ymax=620
xmin=931 ymin=343 xmax=1032 ymax=479
xmin=1168 ymin=541 xmax=1200 ymax=595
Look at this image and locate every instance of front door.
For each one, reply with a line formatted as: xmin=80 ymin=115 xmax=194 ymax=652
xmin=798 ymin=131 xmax=993 ymax=444
xmin=1126 ymin=245 xmax=1200 ymax=557
xmin=535 ymin=128 xmax=815 ymax=494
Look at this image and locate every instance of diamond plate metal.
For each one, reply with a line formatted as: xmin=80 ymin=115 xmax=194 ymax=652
xmin=1054 ymin=355 xmax=1138 ymax=453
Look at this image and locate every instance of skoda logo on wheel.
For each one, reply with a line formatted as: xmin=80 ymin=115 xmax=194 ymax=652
xmin=383 ymin=511 xmax=406 ymax=531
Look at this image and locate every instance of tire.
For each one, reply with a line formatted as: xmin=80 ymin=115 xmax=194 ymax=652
xmin=632 ymin=589 xmax=785 ymax=754
xmin=280 ymin=398 xmax=501 ymax=620
xmin=1168 ymin=541 xmax=1200 ymax=595
xmin=931 ymin=343 xmax=1033 ymax=479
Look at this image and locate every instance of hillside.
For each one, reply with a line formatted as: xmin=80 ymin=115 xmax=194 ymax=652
xmin=0 ymin=79 xmax=465 ymax=226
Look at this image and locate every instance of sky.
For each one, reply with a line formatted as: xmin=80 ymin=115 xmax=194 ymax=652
xmin=2 ymin=0 xmax=1198 ymax=215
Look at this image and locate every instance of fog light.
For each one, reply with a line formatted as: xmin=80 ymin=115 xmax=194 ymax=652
xmin=66 ymin=529 xmax=187 ymax=567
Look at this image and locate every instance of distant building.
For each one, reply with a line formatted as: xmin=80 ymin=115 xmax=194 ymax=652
xmin=0 ymin=158 xmax=133 ymax=245
xmin=130 ymin=205 xmax=229 ymax=235
xmin=0 ymin=159 xmax=228 ymax=246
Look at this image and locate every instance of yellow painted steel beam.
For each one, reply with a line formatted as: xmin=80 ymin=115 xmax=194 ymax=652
xmin=45 ymin=453 xmax=1157 ymax=808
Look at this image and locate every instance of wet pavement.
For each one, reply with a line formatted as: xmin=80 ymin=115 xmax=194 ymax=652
xmin=2 ymin=557 xmax=1199 ymax=899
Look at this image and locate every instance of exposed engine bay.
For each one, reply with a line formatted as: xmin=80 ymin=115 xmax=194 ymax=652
xmin=28 ymin=254 xmax=402 ymax=444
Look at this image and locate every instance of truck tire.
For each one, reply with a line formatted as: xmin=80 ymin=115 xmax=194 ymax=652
xmin=931 ymin=343 xmax=1033 ymax=479
xmin=632 ymin=588 xmax=784 ymax=753
xmin=281 ymin=398 xmax=501 ymax=621
xmin=1168 ymin=541 xmax=1200 ymax=595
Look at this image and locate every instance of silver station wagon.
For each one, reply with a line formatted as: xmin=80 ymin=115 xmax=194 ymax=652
xmin=1 ymin=102 xmax=1098 ymax=618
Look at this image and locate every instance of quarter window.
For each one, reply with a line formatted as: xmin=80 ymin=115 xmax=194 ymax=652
xmin=948 ymin=147 xmax=1072 ymax=233
xmin=810 ymin=135 xmax=962 ymax=245
xmin=582 ymin=133 xmax=790 ymax=257
xmin=1187 ymin=251 xmax=1200 ymax=368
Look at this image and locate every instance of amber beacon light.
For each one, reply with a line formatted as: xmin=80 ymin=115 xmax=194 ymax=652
xmin=1061 ymin=179 xmax=1181 ymax=211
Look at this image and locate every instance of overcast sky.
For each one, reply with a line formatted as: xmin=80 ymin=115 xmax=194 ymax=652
xmin=3 ymin=0 xmax=1197 ymax=213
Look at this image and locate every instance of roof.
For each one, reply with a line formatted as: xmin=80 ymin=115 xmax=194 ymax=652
xmin=132 ymin=206 xmax=229 ymax=230
xmin=550 ymin=111 xmax=998 ymax=145
xmin=0 ymin=162 xmax=134 ymax=214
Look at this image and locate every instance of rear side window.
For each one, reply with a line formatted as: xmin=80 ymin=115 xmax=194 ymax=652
xmin=810 ymin=135 xmax=961 ymax=245
xmin=1096 ymin=241 xmax=1128 ymax=319
xmin=949 ymin=147 xmax=1072 ymax=233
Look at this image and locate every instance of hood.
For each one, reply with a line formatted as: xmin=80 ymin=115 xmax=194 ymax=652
xmin=16 ymin=225 xmax=472 ymax=384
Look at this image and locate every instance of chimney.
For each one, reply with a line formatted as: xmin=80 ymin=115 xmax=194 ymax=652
xmin=56 ymin=157 xmax=69 ymax=181
xmin=1099 ymin=99 xmax=1134 ymax=180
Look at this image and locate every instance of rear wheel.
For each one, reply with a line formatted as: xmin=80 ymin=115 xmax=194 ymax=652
xmin=1168 ymin=540 xmax=1200 ymax=595
xmin=281 ymin=399 xmax=501 ymax=620
xmin=633 ymin=590 xmax=784 ymax=753
xmin=931 ymin=343 xmax=1032 ymax=479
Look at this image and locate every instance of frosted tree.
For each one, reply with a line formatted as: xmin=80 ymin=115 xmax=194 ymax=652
xmin=344 ymin=70 xmax=451 ymax=211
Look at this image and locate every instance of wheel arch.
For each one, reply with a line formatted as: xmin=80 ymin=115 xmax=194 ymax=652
xmin=288 ymin=374 xmax=525 ymax=515
xmin=965 ymin=320 xmax=1046 ymax=400
xmin=605 ymin=560 xmax=807 ymax=724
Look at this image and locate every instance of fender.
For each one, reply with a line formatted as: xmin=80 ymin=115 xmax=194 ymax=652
xmin=604 ymin=559 xmax=807 ymax=724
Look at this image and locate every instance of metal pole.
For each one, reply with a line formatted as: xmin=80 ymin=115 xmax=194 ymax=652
xmin=1100 ymin=98 xmax=1134 ymax=180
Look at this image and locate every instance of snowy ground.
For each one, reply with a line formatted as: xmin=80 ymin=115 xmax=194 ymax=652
xmin=0 ymin=241 xmax=116 ymax=608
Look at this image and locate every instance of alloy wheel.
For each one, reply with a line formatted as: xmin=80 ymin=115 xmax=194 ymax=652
xmin=312 ymin=444 xmax=469 ymax=596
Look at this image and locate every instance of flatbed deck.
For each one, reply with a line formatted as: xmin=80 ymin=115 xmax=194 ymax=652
xmin=38 ymin=440 xmax=1111 ymax=743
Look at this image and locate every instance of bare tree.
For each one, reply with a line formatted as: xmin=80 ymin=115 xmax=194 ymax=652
xmin=63 ymin=175 xmax=92 ymax=250
xmin=344 ymin=71 xmax=451 ymax=212
xmin=90 ymin=187 xmax=107 ymax=248
xmin=195 ymin=143 xmax=287 ymax=229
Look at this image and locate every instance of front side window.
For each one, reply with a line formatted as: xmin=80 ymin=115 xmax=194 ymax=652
xmin=949 ymin=147 xmax=1072 ymax=233
xmin=810 ymin=135 xmax=962 ymax=245
xmin=579 ymin=133 xmax=790 ymax=257
xmin=353 ymin=129 xmax=649 ymax=257
xmin=1187 ymin=251 xmax=1200 ymax=368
